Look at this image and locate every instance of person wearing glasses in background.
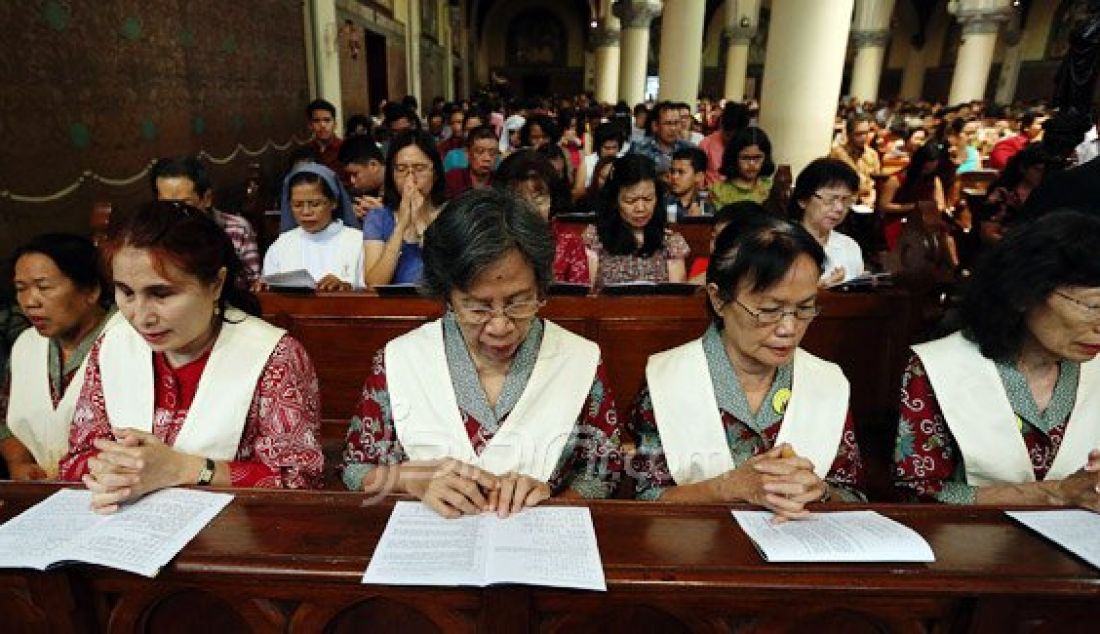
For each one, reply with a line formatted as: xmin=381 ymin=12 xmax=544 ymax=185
xmin=631 ymin=211 xmax=866 ymax=520
xmin=710 ymin=127 xmax=776 ymax=209
xmin=341 ymin=189 xmax=623 ymax=518
xmin=363 ymin=131 xmax=446 ymax=286
xmin=789 ymin=158 xmax=864 ymax=287
xmin=895 ymin=210 xmax=1100 ymax=510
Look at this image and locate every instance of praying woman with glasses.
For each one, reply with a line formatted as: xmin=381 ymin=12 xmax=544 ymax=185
xmin=341 ymin=189 xmax=624 ymax=518
xmin=895 ymin=210 xmax=1100 ymax=510
xmin=790 ymin=158 xmax=865 ymax=287
xmin=363 ymin=131 xmax=446 ymax=286
xmin=631 ymin=211 xmax=866 ymax=521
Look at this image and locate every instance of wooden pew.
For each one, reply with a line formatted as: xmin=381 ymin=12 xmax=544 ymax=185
xmin=3 ymin=482 xmax=1098 ymax=633
xmin=261 ymin=289 xmax=916 ymax=499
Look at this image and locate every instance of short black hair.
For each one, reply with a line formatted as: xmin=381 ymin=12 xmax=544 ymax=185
xmin=494 ymin=149 xmax=573 ymax=217
xmin=594 ymin=121 xmax=625 ymax=149
xmin=12 ymin=233 xmax=111 ymax=307
xmin=672 ymin=147 xmax=707 ymax=174
xmin=720 ymin=102 xmax=750 ymax=134
xmin=706 ymin=210 xmax=825 ymax=326
xmin=465 ymin=125 xmax=498 ymax=148
xmin=596 ymin=154 xmax=668 ymax=257
xmin=714 ymin=201 xmax=765 ymax=227
xmin=845 ymin=112 xmax=873 ymax=135
xmin=960 ymin=209 xmax=1100 ymax=361
xmin=306 ymin=99 xmax=336 ymax=117
xmin=721 ymin=126 xmax=776 ymax=181
xmin=788 ymin=158 xmax=859 ymax=220
xmin=338 ymin=135 xmax=384 ymax=166
xmin=421 ymin=188 xmax=555 ymax=298
xmin=150 ymin=156 xmax=211 ymax=197
xmin=345 ymin=114 xmax=373 ymax=137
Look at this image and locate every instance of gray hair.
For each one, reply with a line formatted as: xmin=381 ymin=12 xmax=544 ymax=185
xmin=420 ymin=189 xmax=555 ymax=298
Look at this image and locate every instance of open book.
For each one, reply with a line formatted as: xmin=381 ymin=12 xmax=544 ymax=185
xmin=0 ymin=488 xmax=233 ymax=578
xmin=1006 ymin=510 xmax=1100 ymax=570
xmin=732 ymin=510 xmax=935 ymax=563
xmin=261 ymin=269 xmax=316 ymax=290
xmin=363 ymin=501 xmax=606 ymax=591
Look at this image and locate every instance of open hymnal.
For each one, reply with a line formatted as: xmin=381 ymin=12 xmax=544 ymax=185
xmin=1006 ymin=510 xmax=1100 ymax=570
xmin=363 ymin=501 xmax=606 ymax=591
xmin=0 ymin=488 xmax=233 ymax=578
xmin=732 ymin=510 xmax=935 ymax=563
xmin=261 ymin=269 xmax=316 ymax=289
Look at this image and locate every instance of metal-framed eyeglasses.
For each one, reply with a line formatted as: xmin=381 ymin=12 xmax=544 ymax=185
xmin=733 ymin=299 xmax=821 ymax=325
xmin=452 ymin=299 xmax=545 ymax=325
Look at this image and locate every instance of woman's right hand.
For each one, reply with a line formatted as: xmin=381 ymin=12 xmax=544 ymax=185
xmin=405 ymin=458 xmax=500 ymax=519
xmin=1057 ymin=450 xmax=1100 ymax=512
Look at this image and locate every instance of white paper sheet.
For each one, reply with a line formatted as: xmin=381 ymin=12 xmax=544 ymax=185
xmin=1006 ymin=510 xmax=1100 ymax=570
xmin=732 ymin=510 xmax=935 ymax=562
xmin=363 ymin=501 xmax=606 ymax=591
xmin=261 ymin=269 xmax=316 ymax=289
xmin=0 ymin=488 xmax=233 ymax=577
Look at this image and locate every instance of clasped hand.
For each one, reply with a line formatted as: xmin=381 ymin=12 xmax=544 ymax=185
xmin=82 ymin=428 xmax=195 ymax=514
xmin=1059 ymin=449 xmax=1100 ymax=511
xmin=405 ymin=459 xmax=550 ymax=519
xmin=710 ymin=443 xmax=826 ymax=524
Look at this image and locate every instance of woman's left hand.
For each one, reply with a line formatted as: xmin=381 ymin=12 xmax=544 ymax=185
xmin=83 ymin=429 xmax=199 ymax=514
xmin=752 ymin=446 xmax=827 ymax=524
xmin=489 ymin=472 xmax=551 ymax=518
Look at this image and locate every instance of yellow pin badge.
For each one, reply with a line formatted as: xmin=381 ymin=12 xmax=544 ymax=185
xmin=772 ymin=388 xmax=792 ymax=415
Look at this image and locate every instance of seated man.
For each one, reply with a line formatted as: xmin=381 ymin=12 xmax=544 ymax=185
xmin=339 ymin=136 xmax=386 ymax=220
xmin=150 ymin=156 xmax=261 ymax=286
xmin=443 ymin=111 xmax=486 ymax=173
xmin=632 ymin=101 xmax=695 ymax=174
xmin=445 ymin=125 xmax=498 ymax=199
xmin=306 ymin=99 xmax=343 ymax=174
xmin=666 ymin=147 xmax=715 ymax=221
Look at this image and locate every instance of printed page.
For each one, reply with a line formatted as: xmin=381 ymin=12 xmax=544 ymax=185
xmin=262 ymin=269 xmax=316 ymax=289
xmin=0 ymin=488 xmax=102 ymax=570
xmin=61 ymin=488 xmax=234 ymax=578
xmin=362 ymin=501 xmax=491 ymax=586
xmin=484 ymin=506 xmax=606 ymax=591
xmin=1006 ymin=510 xmax=1100 ymax=570
xmin=732 ymin=510 xmax=935 ymax=563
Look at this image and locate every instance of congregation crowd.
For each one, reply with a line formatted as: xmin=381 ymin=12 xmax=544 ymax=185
xmin=3 ymin=88 xmax=1100 ymax=521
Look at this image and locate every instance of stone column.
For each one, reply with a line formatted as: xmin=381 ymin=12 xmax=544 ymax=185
xmin=848 ymin=0 xmax=895 ymax=103
xmin=310 ymin=0 xmax=344 ymax=132
xmin=658 ymin=0 xmax=706 ymax=104
xmin=593 ymin=14 xmax=622 ymax=104
xmin=899 ymin=42 xmax=926 ymax=100
xmin=759 ymin=0 xmax=854 ymax=177
xmin=405 ymin=0 xmax=423 ymax=107
xmin=947 ymin=0 xmax=1012 ymax=105
xmin=723 ymin=0 xmax=761 ymax=102
xmin=614 ymin=0 xmax=662 ymax=107
xmin=994 ymin=19 xmax=1023 ymax=105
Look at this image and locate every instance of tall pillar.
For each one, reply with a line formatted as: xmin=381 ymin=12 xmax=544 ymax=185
xmin=614 ymin=0 xmax=662 ymax=107
xmin=593 ymin=11 xmax=622 ymax=104
xmin=658 ymin=0 xmax=705 ymax=104
xmin=759 ymin=0 xmax=854 ymax=177
xmin=947 ymin=0 xmax=1012 ymax=105
xmin=723 ymin=0 xmax=761 ymax=102
xmin=848 ymin=0 xmax=895 ymax=103
xmin=994 ymin=20 xmax=1023 ymax=104
xmin=405 ymin=0 xmax=423 ymax=105
xmin=899 ymin=42 xmax=926 ymax=100
xmin=310 ymin=0 xmax=344 ymax=131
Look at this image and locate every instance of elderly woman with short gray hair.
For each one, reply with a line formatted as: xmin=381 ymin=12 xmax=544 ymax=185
xmin=341 ymin=189 xmax=623 ymax=518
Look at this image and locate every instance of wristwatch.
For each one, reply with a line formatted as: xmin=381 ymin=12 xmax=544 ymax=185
xmin=196 ymin=458 xmax=216 ymax=486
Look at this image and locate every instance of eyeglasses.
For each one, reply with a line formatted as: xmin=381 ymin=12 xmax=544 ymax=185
xmin=738 ymin=154 xmax=766 ymax=164
xmin=733 ymin=299 xmax=820 ymax=325
xmin=812 ymin=193 xmax=855 ymax=208
xmin=1055 ymin=291 xmax=1100 ymax=320
xmin=453 ymin=299 xmax=545 ymax=325
xmin=394 ymin=163 xmax=432 ymax=176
